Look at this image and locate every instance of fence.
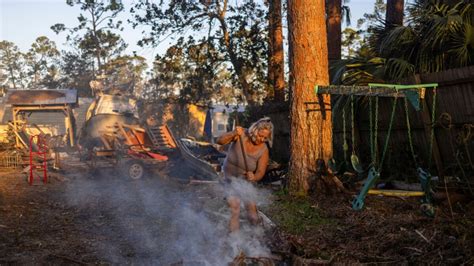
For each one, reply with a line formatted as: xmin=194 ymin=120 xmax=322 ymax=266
xmin=0 ymin=151 xmax=23 ymax=169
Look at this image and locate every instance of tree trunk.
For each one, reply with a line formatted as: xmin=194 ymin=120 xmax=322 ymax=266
xmin=8 ymin=66 xmax=17 ymax=90
xmin=288 ymin=0 xmax=332 ymax=195
xmin=268 ymin=0 xmax=285 ymax=102
xmin=216 ymin=13 xmax=255 ymax=105
xmin=327 ymin=0 xmax=342 ymax=61
xmin=386 ymin=0 xmax=404 ymax=28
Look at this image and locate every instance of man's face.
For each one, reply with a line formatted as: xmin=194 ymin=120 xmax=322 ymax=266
xmin=252 ymin=129 xmax=270 ymax=145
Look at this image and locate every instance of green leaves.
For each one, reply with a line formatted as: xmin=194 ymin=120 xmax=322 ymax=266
xmin=131 ymin=0 xmax=269 ymax=103
xmin=0 ymin=41 xmax=25 ymax=89
xmin=54 ymin=0 xmax=126 ymax=74
xmin=333 ymin=0 xmax=473 ymax=85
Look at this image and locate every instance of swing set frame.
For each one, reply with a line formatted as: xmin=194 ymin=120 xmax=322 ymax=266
xmin=312 ymin=83 xmax=440 ymax=213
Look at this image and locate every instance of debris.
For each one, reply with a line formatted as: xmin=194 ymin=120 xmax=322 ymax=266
xmin=390 ymin=181 xmax=423 ymax=191
xmin=414 ymin=229 xmax=432 ymax=245
xmin=230 ymin=251 xmax=275 ymax=266
xmin=292 ymin=255 xmax=332 ymax=265
xmin=258 ymin=210 xmax=276 ymax=228
xmin=368 ymin=189 xmax=425 ymax=197
xmin=188 ymin=179 xmax=219 ymax=185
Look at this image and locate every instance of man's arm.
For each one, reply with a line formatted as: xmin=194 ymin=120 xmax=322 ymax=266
xmin=216 ymin=126 xmax=244 ymax=145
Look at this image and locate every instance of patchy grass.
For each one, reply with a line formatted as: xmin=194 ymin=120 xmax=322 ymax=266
xmin=269 ymin=191 xmax=330 ymax=235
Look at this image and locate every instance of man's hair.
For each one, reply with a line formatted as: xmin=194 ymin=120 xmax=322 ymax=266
xmin=248 ymin=117 xmax=274 ymax=147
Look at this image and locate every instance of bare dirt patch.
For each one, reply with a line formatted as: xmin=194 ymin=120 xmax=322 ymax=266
xmin=1 ymin=166 xmax=473 ymax=265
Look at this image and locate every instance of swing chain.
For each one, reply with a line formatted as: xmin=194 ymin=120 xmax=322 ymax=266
xmin=369 ymin=92 xmax=373 ymax=163
xmin=378 ymin=93 xmax=399 ymax=172
xmin=351 ymin=88 xmax=355 ymax=154
xmin=404 ymin=97 xmax=418 ymax=166
xmin=374 ymin=97 xmax=379 ymax=166
xmin=428 ymin=87 xmax=437 ymax=170
xmin=369 ymin=91 xmax=379 ymax=166
xmin=342 ymin=105 xmax=348 ymax=159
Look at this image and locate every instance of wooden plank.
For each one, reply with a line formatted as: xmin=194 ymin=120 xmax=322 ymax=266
xmin=314 ymin=85 xmax=433 ymax=97
xmin=12 ymin=108 xmax=21 ymax=148
xmin=66 ymin=106 xmax=75 ymax=147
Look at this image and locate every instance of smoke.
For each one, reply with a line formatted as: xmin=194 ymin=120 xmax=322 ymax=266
xmin=62 ymin=168 xmax=273 ymax=265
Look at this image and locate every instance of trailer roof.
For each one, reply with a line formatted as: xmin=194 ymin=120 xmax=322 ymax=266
xmin=4 ymin=89 xmax=78 ymax=106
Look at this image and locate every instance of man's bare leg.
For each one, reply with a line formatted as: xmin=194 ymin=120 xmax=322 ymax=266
xmin=228 ymin=196 xmax=241 ymax=232
xmin=245 ymin=201 xmax=260 ymax=225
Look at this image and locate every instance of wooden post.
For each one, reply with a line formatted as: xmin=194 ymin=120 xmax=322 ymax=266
xmin=12 ymin=108 xmax=20 ymax=148
xmin=414 ymin=75 xmax=444 ymax=178
xmin=66 ymin=106 xmax=75 ymax=147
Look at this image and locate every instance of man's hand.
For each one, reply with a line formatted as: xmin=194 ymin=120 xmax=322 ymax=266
xmin=234 ymin=126 xmax=244 ymax=137
xmin=246 ymin=171 xmax=258 ymax=182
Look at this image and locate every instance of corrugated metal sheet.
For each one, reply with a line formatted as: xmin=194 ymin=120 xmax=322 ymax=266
xmin=4 ymin=89 xmax=77 ymax=105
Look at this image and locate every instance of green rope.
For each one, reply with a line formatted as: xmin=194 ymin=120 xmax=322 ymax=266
xmin=342 ymin=104 xmax=348 ymax=162
xmin=374 ymin=97 xmax=379 ymax=166
xmin=351 ymin=91 xmax=355 ymax=154
xmin=404 ymin=97 xmax=418 ymax=166
xmin=378 ymin=94 xmax=399 ymax=172
xmin=369 ymin=95 xmax=374 ymax=163
xmin=428 ymin=87 xmax=437 ymax=170
xmin=369 ymin=93 xmax=379 ymax=166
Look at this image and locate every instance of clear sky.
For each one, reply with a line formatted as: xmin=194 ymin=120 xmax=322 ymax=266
xmin=1 ymin=0 xmax=376 ymax=62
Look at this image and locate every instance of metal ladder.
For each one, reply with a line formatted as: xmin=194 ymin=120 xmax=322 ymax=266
xmin=146 ymin=124 xmax=177 ymax=151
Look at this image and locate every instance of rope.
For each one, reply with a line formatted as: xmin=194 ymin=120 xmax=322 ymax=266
xmin=374 ymin=97 xmax=379 ymax=166
xmin=342 ymin=104 xmax=348 ymax=162
xmin=351 ymin=90 xmax=355 ymax=155
xmin=428 ymin=87 xmax=437 ymax=170
xmin=368 ymin=93 xmax=379 ymax=166
xmin=404 ymin=97 xmax=418 ymax=167
xmin=369 ymin=94 xmax=373 ymax=163
xmin=378 ymin=94 xmax=399 ymax=172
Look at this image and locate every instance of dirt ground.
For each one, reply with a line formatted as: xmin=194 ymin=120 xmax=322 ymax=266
xmin=269 ymin=189 xmax=474 ymax=265
xmin=0 ymin=159 xmax=473 ymax=265
xmin=0 ymin=159 xmax=274 ymax=265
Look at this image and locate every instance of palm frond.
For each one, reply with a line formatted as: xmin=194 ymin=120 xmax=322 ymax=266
xmin=384 ymin=57 xmax=415 ymax=80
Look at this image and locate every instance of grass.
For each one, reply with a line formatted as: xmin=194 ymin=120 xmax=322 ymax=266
xmin=269 ymin=190 xmax=330 ymax=235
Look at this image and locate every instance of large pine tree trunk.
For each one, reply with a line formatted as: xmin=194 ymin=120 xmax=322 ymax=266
xmin=327 ymin=0 xmax=342 ymax=61
xmin=386 ymin=0 xmax=404 ymax=28
xmin=268 ymin=0 xmax=285 ymax=102
xmin=288 ymin=0 xmax=332 ymax=195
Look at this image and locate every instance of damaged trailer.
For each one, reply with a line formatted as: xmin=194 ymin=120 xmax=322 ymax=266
xmin=78 ymin=94 xmax=223 ymax=180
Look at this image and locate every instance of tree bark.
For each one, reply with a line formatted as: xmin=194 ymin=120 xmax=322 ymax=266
xmin=327 ymin=0 xmax=342 ymax=61
xmin=288 ymin=0 xmax=332 ymax=195
xmin=386 ymin=0 xmax=404 ymax=28
xmin=268 ymin=0 xmax=285 ymax=102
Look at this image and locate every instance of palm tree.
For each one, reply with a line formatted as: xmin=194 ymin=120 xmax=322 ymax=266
xmin=327 ymin=0 xmax=351 ymax=61
xmin=386 ymin=0 xmax=404 ymax=28
xmin=331 ymin=0 xmax=473 ymax=84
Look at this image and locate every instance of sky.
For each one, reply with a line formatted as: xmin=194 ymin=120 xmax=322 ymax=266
xmin=0 ymin=0 xmax=376 ymax=63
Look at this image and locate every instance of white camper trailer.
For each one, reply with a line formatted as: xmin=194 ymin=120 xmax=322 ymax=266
xmin=204 ymin=105 xmax=245 ymax=142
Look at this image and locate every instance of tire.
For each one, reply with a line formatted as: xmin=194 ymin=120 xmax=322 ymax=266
xmin=121 ymin=159 xmax=145 ymax=180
